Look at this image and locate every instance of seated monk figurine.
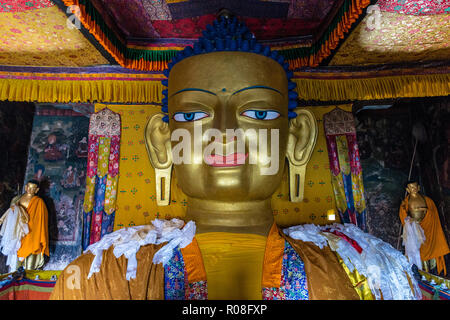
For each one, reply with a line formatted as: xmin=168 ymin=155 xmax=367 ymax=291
xmin=51 ymin=17 xmax=421 ymax=300
xmin=0 ymin=180 xmax=49 ymax=270
xmin=399 ymin=181 xmax=450 ymax=275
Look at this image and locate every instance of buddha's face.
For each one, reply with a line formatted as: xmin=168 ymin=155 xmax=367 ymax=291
xmin=406 ymin=182 xmax=420 ymax=195
xmin=24 ymin=182 xmax=39 ymax=196
xmin=168 ymin=52 xmax=289 ymax=201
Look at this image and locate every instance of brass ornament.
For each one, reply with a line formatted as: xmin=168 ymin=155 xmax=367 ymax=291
xmin=405 ymin=182 xmax=428 ymax=222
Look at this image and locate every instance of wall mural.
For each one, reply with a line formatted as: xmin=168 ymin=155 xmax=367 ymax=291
xmin=23 ymin=105 xmax=91 ymax=270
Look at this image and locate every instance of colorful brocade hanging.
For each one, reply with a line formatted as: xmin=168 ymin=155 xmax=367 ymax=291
xmin=82 ymin=108 xmax=121 ymax=250
xmin=323 ymin=108 xmax=367 ymax=231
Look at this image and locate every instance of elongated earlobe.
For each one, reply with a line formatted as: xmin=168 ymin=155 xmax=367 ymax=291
xmin=286 ymin=108 xmax=318 ymax=202
xmin=144 ymin=113 xmax=173 ymax=206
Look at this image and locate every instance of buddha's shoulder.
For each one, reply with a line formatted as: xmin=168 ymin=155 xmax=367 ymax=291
xmin=65 ymin=220 xmax=194 ymax=277
xmin=72 ymin=241 xmax=164 ymax=265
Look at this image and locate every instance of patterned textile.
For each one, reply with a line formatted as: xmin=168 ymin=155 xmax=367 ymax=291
xmin=23 ymin=105 xmax=89 ymax=271
xmin=166 ymin=0 xmax=290 ymax=19
xmin=164 ymin=246 xmax=207 ymax=300
xmin=287 ymin=0 xmax=334 ymax=19
xmin=98 ymin=0 xmax=159 ymax=38
xmin=262 ymin=241 xmax=309 ymax=300
xmin=82 ymin=108 xmax=121 ymax=250
xmin=186 ymin=280 xmax=207 ymax=300
xmin=0 ymin=0 xmax=53 ymax=12
xmin=98 ymin=104 xmax=338 ymax=230
xmin=330 ymin=11 xmax=450 ymax=66
xmin=142 ymin=0 xmax=172 ymax=20
xmin=377 ymin=0 xmax=450 ymax=15
xmin=61 ymin=0 xmax=370 ymax=70
xmin=80 ymin=0 xmax=337 ymax=38
xmin=0 ymin=278 xmax=56 ymax=300
xmin=0 ymin=5 xmax=108 ymax=66
xmin=164 ymin=246 xmax=185 ymax=300
xmin=324 ymin=108 xmax=367 ymax=230
xmin=151 ymin=15 xmax=319 ymax=40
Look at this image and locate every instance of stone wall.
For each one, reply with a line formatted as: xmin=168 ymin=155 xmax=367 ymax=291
xmin=0 ymin=102 xmax=35 ymax=273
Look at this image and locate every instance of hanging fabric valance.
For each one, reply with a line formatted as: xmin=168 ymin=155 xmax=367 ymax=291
xmin=293 ymin=68 xmax=450 ymax=101
xmin=0 ymin=65 xmax=448 ymax=104
xmin=0 ymin=67 xmax=164 ymax=103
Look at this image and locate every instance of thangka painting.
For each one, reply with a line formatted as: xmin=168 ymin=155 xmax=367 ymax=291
xmin=23 ymin=105 xmax=91 ymax=270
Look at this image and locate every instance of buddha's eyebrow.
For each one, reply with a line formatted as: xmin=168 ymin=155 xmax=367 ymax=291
xmin=170 ymin=88 xmax=217 ymax=97
xmin=231 ymin=85 xmax=282 ymax=96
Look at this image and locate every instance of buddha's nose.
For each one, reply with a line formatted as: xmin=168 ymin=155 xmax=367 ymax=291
xmin=213 ymin=109 xmax=238 ymax=142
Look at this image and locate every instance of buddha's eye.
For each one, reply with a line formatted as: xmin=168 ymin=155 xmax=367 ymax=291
xmin=173 ymin=112 xmax=209 ymax=122
xmin=241 ymin=110 xmax=280 ymax=120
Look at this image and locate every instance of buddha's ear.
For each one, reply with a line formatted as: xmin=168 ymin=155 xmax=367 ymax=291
xmin=286 ymin=108 xmax=318 ymax=202
xmin=144 ymin=113 xmax=172 ymax=169
xmin=144 ymin=113 xmax=173 ymax=206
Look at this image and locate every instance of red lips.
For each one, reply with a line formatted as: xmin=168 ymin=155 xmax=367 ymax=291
xmin=204 ymin=153 xmax=248 ymax=167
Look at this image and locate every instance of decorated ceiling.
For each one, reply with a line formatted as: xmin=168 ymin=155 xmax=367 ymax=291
xmin=57 ymin=0 xmax=371 ymax=70
xmin=0 ymin=0 xmax=448 ymax=71
xmin=0 ymin=0 xmax=447 ymax=107
xmin=0 ymin=0 xmax=108 ymax=66
xmin=92 ymin=0 xmax=337 ymax=40
xmin=330 ymin=0 xmax=450 ymax=65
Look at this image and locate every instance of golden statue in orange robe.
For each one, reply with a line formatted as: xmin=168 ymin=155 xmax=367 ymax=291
xmin=14 ymin=180 xmax=49 ymax=270
xmin=399 ymin=181 xmax=449 ymax=275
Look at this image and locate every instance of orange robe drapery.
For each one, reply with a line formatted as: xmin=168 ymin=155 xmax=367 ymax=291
xmin=16 ymin=196 xmax=49 ymax=259
xmin=399 ymin=196 xmax=450 ymax=275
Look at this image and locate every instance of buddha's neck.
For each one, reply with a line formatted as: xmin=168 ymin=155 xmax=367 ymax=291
xmin=409 ymin=192 xmax=422 ymax=199
xmin=185 ymin=198 xmax=274 ymax=237
xmin=21 ymin=193 xmax=35 ymax=200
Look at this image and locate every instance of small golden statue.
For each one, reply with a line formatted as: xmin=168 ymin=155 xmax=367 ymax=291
xmin=0 ymin=180 xmax=49 ymax=271
xmin=399 ymin=181 xmax=449 ymax=275
xmin=404 ymin=181 xmax=427 ymax=222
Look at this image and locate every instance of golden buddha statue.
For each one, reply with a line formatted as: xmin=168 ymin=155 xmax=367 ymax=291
xmin=50 ymin=16 xmax=421 ymax=300
xmin=399 ymin=181 xmax=450 ymax=274
xmin=404 ymin=182 xmax=427 ymax=222
xmin=0 ymin=180 xmax=49 ymax=271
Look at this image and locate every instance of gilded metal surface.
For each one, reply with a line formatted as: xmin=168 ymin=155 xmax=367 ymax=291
xmin=16 ymin=182 xmax=39 ymax=211
xmin=405 ymin=182 xmax=428 ymax=222
xmin=145 ymin=52 xmax=317 ymax=236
